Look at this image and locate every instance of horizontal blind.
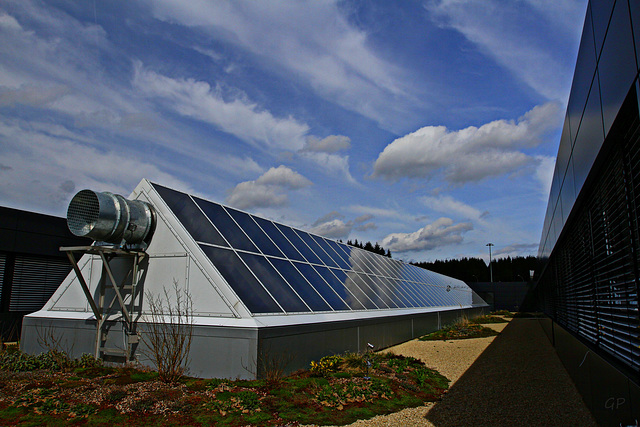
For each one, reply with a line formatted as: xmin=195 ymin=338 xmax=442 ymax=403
xmin=0 ymin=253 xmax=5 ymax=304
xmin=9 ymin=256 xmax=71 ymax=312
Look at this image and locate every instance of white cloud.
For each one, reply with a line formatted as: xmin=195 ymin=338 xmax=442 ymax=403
xmin=421 ymin=195 xmax=486 ymax=220
xmin=298 ymin=135 xmax=356 ymax=184
xmin=381 ymin=217 xmax=473 ymax=253
xmin=145 ymin=0 xmax=409 ymax=130
xmin=302 ymin=135 xmax=351 ymax=153
xmin=425 ymin=0 xmax=584 ymax=101
xmin=0 ymin=118 xmax=189 ymax=215
xmin=373 ymin=102 xmax=561 ymax=183
xmin=226 ymin=166 xmax=312 ymax=210
xmin=535 ymin=154 xmax=556 ymax=200
xmin=308 ymin=211 xmax=375 ymax=239
xmin=133 ymin=63 xmax=309 ymax=151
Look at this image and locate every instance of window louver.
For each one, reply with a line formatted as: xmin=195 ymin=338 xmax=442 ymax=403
xmin=537 ymin=109 xmax=640 ymax=377
xmin=9 ymin=256 xmax=72 ymax=312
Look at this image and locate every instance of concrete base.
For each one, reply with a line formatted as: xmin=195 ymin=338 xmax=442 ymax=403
xmin=21 ymin=306 xmax=486 ymax=379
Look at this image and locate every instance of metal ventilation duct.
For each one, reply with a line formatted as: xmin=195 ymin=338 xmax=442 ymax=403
xmin=66 ymin=190 xmax=155 ymax=247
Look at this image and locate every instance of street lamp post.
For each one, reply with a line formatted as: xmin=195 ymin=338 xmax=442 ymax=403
xmin=486 ymin=243 xmax=494 ymax=283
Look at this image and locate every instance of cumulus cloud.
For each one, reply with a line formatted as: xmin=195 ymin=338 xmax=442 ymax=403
xmin=373 ymin=102 xmax=561 ymax=183
xmin=297 ymin=135 xmax=356 ymax=184
xmin=308 ymin=212 xmax=375 ymax=239
xmin=226 ymin=166 xmax=312 ymax=210
xmin=145 ymin=0 xmax=409 ymax=130
xmin=302 ymin=135 xmax=351 ymax=153
xmin=134 ymin=63 xmax=309 ymax=151
xmin=381 ymin=217 xmax=472 ymax=253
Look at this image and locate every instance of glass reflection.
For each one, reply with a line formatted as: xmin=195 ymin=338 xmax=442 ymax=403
xmin=318 ymin=267 xmax=365 ymax=310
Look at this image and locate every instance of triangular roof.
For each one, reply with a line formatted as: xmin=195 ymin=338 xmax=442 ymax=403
xmin=43 ymin=179 xmax=484 ymax=327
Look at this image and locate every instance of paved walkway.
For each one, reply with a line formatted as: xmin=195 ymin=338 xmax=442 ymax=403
xmin=424 ymin=317 xmax=597 ymax=426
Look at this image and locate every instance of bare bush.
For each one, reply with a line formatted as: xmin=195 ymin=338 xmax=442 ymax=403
xmin=140 ymin=280 xmax=194 ymax=382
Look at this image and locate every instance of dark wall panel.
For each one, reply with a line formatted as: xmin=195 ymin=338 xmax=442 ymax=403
xmin=567 ymin=6 xmax=597 ymax=144
xmin=571 ymin=78 xmax=604 ymax=195
xmin=598 ymin=0 xmax=637 ymax=135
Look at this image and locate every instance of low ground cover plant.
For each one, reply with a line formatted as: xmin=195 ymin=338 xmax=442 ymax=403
xmin=471 ymin=315 xmax=508 ymax=324
xmin=0 ymin=348 xmax=449 ymax=426
xmin=420 ymin=317 xmax=499 ymax=341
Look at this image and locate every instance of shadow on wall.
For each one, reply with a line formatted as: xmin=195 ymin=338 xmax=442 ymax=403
xmin=425 ymin=318 xmax=598 ymax=426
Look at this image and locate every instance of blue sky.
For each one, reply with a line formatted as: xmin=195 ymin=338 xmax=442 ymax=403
xmin=0 ymin=0 xmax=587 ymax=263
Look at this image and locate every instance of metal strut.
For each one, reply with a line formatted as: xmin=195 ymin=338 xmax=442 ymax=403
xmin=61 ymin=245 xmax=147 ymax=362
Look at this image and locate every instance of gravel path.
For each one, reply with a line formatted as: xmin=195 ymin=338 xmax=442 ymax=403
xmin=303 ymin=318 xmax=596 ymax=427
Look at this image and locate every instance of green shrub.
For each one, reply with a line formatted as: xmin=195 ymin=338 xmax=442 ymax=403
xmin=310 ymin=355 xmax=342 ymax=377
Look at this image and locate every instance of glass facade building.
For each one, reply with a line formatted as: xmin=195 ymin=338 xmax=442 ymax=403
xmin=536 ymin=1 xmax=640 ymax=423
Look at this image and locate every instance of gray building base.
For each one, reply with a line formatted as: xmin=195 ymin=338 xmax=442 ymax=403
xmin=22 ymin=306 xmax=486 ymax=380
xmin=538 ymin=316 xmax=640 ymax=427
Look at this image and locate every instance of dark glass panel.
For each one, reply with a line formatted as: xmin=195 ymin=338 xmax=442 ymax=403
xmin=275 ymin=225 xmax=323 ymax=264
xmin=226 ymin=208 xmax=284 ymax=258
xmin=253 ymin=217 xmax=305 ymax=261
xmin=359 ymin=250 xmax=386 ymax=276
xmin=343 ymin=270 xmax=379 ymax=309
xmin=560 ymin=160 xmax=577 ymax=223
xmin=567 ymin=6 xmax=597 ymax=143
xmin=153 ymin=184 xmax=228 ymax=247
xmin=295 ymin=263 xmax=350 ymax=311
xmin=269 ymin=258 xmax=331 ymax=312
xmin=349 ymin=250 xmax=374 ymax=274
xmin=321 ymin=239 xmax=351 ymax=269
xmin=330 ymin=241 xmax=356 ymax=268
xmin=403 ymin=264 xmax=423 ymax=283
xmin=598 ymin=0 xmax=637 ymax=135
xmin=194 ymin=198 xmax=258 ymax=253
xmin=555 ymin=116 xmax=572 ymax=187
xmin=572 ymin=80 xmax=605 ymax=196
xmin=309 ymin=235 xmax=341 ymax=268
xmin=630 ymin=0 xmax=640 ymax=71
xmin=397 ymin=278 xmax=424 ymax=307
xmin=239 ymin=253 xmax=309 ymax=313
xmin=363 ymin=274 xmax=398 ymax=308
xmin=425 ymin=285 xmax=446 ymax=306
xmin=404 ymin=281 xmax=430 ymax=306
xmin=199 ymin=245 xmax=281 ymax=314
xmin=379 ymin=276 xmax=412 ymax=308
xmin=393 ymin=280 xmax=419 ymax=307
xmin=589 ymin=0 xmax=615 ymax=55
xmin=295 ymin=231 xmax=337 ymax=267
xmin=317 ymin=267 xmax=365 ymax=310
xmin=358 ymin=274 xmax=391 ymax=308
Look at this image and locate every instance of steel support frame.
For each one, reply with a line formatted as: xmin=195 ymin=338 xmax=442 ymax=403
xmin=61 ymin=246 xmax=146 ymax=362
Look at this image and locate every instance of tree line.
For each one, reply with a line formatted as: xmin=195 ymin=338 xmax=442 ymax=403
xmin=337 ymin=238 xmax=537 ymax=282
xmin=339 ymin=239 xmax=392 ymax=258
xmin=411 ymin=256 xmax=538 ymax=283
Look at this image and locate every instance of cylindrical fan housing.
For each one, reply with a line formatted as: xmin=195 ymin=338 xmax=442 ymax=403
xmin=66 ymin=190 xmax=155 ymax=246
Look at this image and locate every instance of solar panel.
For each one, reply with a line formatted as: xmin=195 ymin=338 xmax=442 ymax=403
xmin=152 ymin=182 xmax=474 ymax=315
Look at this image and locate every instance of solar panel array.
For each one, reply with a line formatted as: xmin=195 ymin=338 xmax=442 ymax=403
xmin=153 ymin=183 xmax=473 ymax=315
